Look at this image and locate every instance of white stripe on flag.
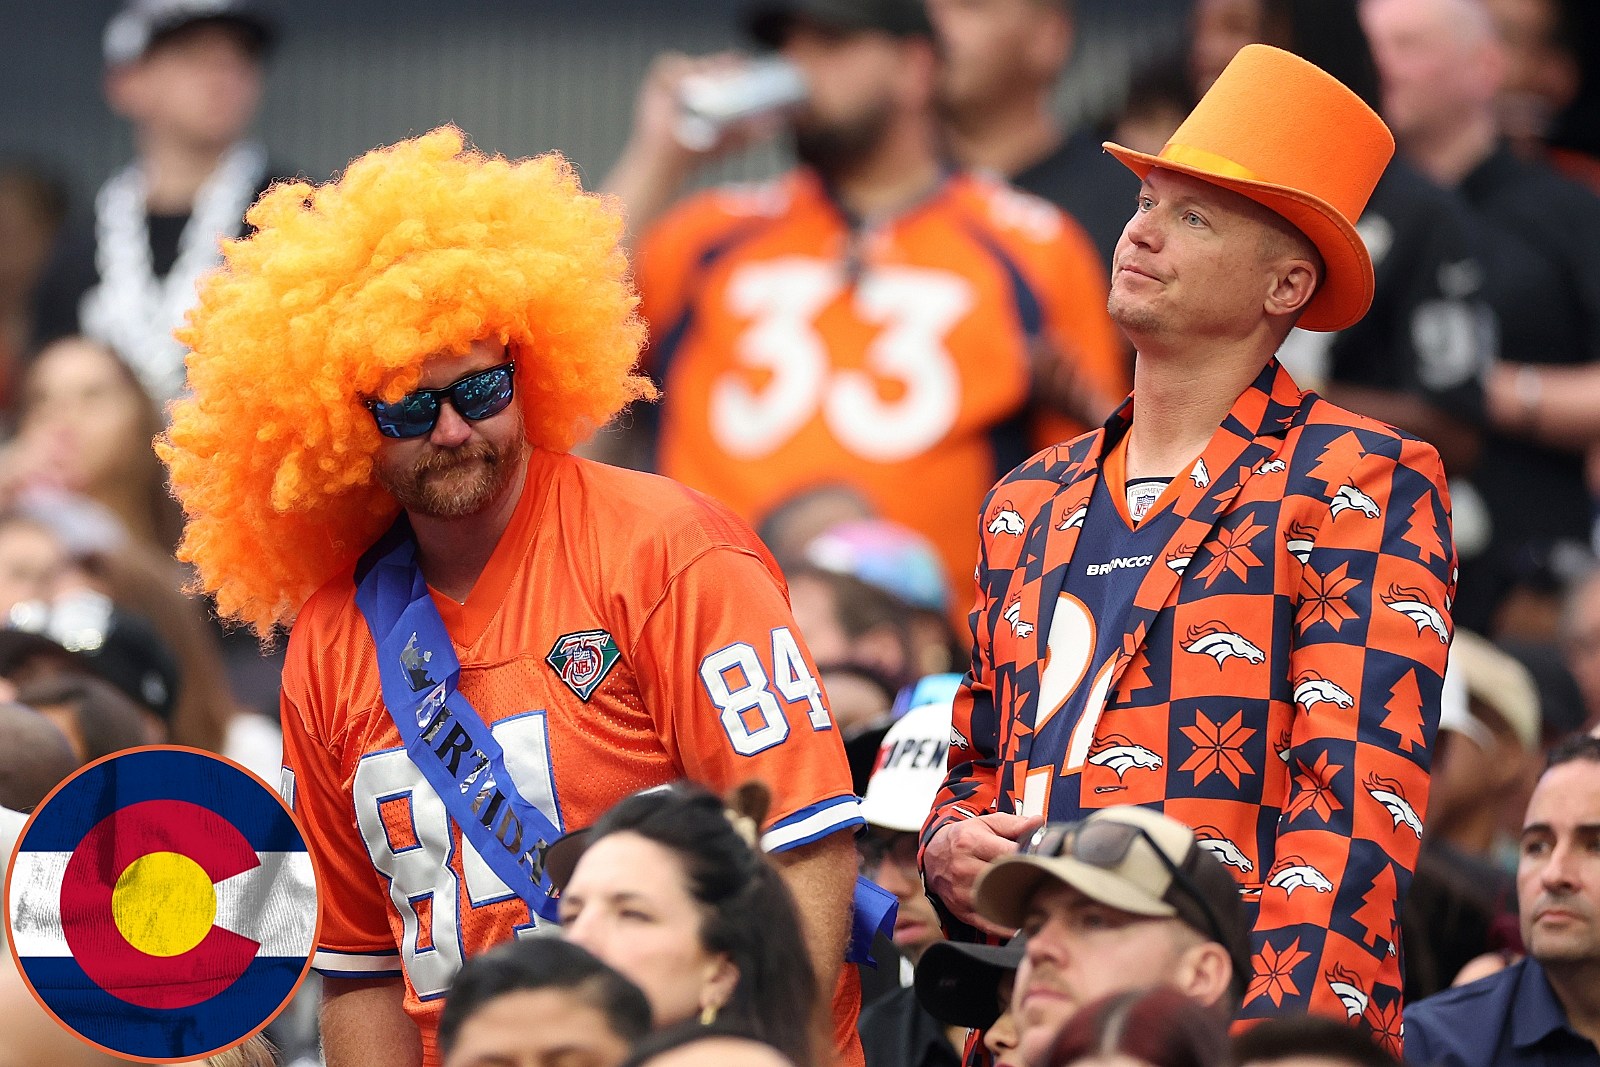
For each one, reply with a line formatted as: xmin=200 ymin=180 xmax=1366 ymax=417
xmin=7 ymin=852 xmax=72 ymax=957
xmin=7 ymin=851 xmax=315 ymax=958
xmin=214 ymin=852 xmax=317 ymax=956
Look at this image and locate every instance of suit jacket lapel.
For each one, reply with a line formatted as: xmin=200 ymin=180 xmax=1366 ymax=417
xmin=997 ymin=425 xmax=1108 ymax=767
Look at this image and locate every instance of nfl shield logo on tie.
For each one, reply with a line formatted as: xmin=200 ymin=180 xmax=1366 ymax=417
xmin=4 ymin=746 xmax=320 ymax=1062
xmin=547 ymin=629 xmax=621 ymax=701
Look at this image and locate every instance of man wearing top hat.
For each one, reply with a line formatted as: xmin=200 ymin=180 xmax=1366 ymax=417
xmin=921 ymin=44 xmax=1455 ymax=1050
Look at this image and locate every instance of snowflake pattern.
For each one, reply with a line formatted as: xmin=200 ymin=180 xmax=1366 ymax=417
xmin=1197 ymin=516 xmax=1267 ymax=587
xmin=1296 ymin=561 xmax=1361 ymax=633
xmin=1178 ymin=709 xmax=1258 ymax=788
xmin=1286 ymin=750 xmax=1346 ymax=823
xmin=1248 ymin=936 xmax=1313 ymax=1007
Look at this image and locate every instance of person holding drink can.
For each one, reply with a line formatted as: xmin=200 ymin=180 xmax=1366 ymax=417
xmin=599 ymin=0 xmax=1128 ymax=632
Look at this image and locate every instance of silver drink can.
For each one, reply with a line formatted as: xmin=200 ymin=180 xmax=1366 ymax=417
xmin=675 ymin=57 xmax=810 ymax=151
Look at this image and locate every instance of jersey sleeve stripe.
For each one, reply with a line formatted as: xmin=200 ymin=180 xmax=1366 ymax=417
xmin=312 ymin=948 xmax=405 ymax=978
xmin=761 ymin=794 xmax=864 ymax=853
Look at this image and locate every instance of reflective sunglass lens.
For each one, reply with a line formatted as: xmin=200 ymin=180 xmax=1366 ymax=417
xmin=455 ymin=367 xmax=514 ymax=421
xmin=367 ymin=362 xmax=515 ymax=438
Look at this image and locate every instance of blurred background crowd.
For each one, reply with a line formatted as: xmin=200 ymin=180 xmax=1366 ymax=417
xmin=1 ymin=0 xmax=1599 ymax=1064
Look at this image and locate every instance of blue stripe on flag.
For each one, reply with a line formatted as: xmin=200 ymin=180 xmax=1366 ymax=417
xmin=20 ymin=749 xmax=306 ymax=852
xmin=23 ymin=955 xmax=305 ymax=1060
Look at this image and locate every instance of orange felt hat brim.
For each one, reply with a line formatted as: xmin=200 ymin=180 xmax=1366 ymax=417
xmin=1102 ymin=141 xmax=1375 ymax=334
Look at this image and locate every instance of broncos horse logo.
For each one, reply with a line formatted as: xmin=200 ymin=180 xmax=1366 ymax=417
xmin=1365 ymin=773 xmax=1423 ymax=837
xmin=1285 ymin=521 xmax=1317 ymax=564
xmin=1267 ymin=855 xmax=1334 ymax=895
xmin=1057 ymin=496 xmax=1090 ymax=531
xmin=1087 ymin=734 xmax=1163 ymax=779
xmin=1330 ymin=484 xmax=1382 ymax=519
xmin=1182 ymin=622 xmax=1265 ymax=667
xmin=1293 ymin=672 xmax=1354 ymax=710
xmin=1382 ymin=585 xmax=1449 ymax=643
xmin=1193 ymin=826 xmax=1254 ymax=872
xmin=1003 ymin=598 xmax=1034 ymax=639
xmin=1326 ymin=963 xmax=1370 ymax=1019
xmin=987 ymin=501 xmax=1026 ymax=535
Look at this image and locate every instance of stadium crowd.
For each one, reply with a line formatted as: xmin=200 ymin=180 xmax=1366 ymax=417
xmin=2 ymin=0 xmax=1600 ymax=1065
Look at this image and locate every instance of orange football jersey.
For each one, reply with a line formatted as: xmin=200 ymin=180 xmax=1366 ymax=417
xmin=281 ymin=448 xmax=863 ymax=1066
xmin=637 ymin=169 xmax=1127 ymax=603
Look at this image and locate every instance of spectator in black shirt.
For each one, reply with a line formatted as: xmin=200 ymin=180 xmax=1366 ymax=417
xmin=1364 ymin=0 xmax=1600 ymax=634
xmin=31 ymin=0 xmax=285 ymax=411
xmin=1189 ymin=0 xmax=1493 ymax=487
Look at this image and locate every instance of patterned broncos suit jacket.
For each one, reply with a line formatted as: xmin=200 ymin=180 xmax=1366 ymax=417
xmin=925 ymin=359 xmax=1456 ymax=1052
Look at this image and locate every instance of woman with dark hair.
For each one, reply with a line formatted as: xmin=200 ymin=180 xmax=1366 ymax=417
xmin=439 ymin=938 xmax=652 ymax=1067
xmin=1043 ymin=987 xmax=1231 ymax=1067
xmin=553 ymin=782 xmax=818 ymax=1067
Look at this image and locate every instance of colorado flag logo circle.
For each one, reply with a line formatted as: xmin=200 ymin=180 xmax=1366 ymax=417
xmin=4 ymin=746 xmax=319 ymax=1062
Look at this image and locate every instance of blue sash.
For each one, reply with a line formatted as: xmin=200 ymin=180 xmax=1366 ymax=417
xmin=354 ymin=518 xmax=564 ymax=922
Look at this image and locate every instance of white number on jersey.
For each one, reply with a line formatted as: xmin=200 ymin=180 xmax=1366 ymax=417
xmin=351 ymin=712 xmax=559 ymax=1000
xmin=1021 ymin=593 xmax=1115 ymax=819
xmin=702 ymin=626 xmax=832 ymax=755
xmin=711 ymin=258 xmax=974 ymax=461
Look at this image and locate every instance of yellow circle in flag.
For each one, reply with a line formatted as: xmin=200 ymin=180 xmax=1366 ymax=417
xmin=111 ymin=852 xmax=217 ymax=957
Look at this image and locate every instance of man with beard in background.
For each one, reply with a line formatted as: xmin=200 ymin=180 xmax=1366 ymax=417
xmin=600 ymin=0 xmax=1125 ymax=613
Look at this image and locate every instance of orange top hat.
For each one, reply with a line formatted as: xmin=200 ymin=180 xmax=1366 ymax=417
xmin=1103 ymin=44 xmax=1394 ymax=332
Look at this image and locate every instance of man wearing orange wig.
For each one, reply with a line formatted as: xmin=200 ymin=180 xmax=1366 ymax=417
xmin=159 ymin=127 xmax=867 ymax=1067
xmin=920 ymin=47 xmax=1456 ymax=1053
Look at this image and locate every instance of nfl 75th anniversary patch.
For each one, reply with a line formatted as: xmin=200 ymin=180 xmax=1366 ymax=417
xmin=4 ymin=746 xmax=320 ymax=1062
xmin=547 ymin=629 xmax=621 ymax=701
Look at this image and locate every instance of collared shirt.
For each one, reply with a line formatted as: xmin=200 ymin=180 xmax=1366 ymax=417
xmin=1403 ymin=957 xmax=1600 ymax=1066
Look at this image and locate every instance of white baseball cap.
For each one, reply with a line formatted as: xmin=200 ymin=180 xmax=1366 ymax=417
xmin=860 ymin=679 xmax=957 ymax=833
xmin=1442 ymin=629 xmax=1540 ymax=753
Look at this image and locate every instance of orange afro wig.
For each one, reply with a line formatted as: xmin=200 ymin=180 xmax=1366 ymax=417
xmin=158 ymin=126 xmax=654 ymax=636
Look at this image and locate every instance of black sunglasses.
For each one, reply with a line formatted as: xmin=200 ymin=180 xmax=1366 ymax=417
xmin=857 ymin=831 xmax=919 ymax=878
xmin=366 ymin=361 xmax=517 ymax=439
xmin=1022 ymin=818 xmax=1229 ymax=950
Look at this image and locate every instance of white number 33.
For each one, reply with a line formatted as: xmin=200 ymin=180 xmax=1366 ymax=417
xmin=700 ymin=626 xmax=832 ymax=755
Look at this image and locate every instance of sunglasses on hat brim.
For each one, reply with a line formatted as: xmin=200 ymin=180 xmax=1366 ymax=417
xmin=1023 ymin=818 xmax=1230 ymax=951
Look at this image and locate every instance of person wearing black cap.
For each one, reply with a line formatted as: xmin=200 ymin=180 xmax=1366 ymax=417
xmin=971 ymin=808 xmax=1254 ymax=1067
xmin=31 ymin=0 xmax=286 ymax=409
xmin=914 ymin=936 xmax=1027 ymax=1066
xmin=597 ymin=0 xmax=1126 ymax=619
